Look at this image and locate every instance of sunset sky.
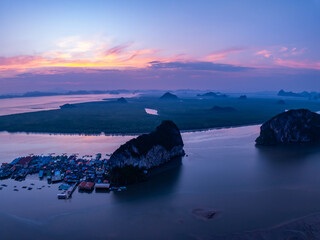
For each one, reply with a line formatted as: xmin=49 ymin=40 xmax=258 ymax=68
xmin=1 ymin=0 xmax=320 ymax=94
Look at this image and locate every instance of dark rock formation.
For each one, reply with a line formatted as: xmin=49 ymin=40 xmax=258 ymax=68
xmin=60 ymin=103 xmax=76 ymax=109
xmin=256 ymin=109 xmax=320 ymax=145
xmin=117 ymin=97 xmax=128 ymax=103
xmin=210 ymin=106 xmax=236 ymax=113
xmin=109 ymin=120 xmax=185 ymax=184
xmin=276 ymin=100 xmax=285 ymax=105
xmin=238 ymin=95 xmax=247 ymax=100
xmin=160 ymin=92 xmax=179 ymax=100
xmin=197 ymin=92 xmax=227 ymax=98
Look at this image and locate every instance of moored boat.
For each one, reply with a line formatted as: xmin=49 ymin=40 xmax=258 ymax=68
xmin=39 ymin=170 xmax=44 ymax=178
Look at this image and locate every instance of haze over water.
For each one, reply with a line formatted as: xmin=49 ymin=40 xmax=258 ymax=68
xmin=0 ymin=93 xmax=136 ymax=116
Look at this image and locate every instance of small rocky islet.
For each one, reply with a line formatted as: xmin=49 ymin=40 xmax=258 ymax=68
xmin=109 ymin=120 xmax=185 ymax=184
xmin=256 ymin=109 xmax=320 ymax=145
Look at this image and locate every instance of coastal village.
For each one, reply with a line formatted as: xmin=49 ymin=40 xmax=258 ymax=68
xmin=0 ymin=153 xmax=126 ymax=199
xmin=0 ymin=120 xmax=185 ymax=200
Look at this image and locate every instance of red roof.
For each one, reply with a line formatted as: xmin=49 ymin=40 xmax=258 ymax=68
xmin=79 ymin=181 xmax=95 ymax=190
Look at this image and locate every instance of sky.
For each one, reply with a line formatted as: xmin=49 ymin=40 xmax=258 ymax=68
xmin=0 ymin=0 xmax=320 ymax=94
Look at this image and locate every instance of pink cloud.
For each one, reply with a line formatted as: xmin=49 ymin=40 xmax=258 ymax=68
xmin=205 ymin=47 xmax=246 ymax=62
xmin=104 ymin=43 xmax=132 ymax=56
xmin=274 ymin=58 xmax=320 ymax=70
xmin=280 ymin=46 xmax=288 ymax=52
xmin=255 ymin=50 xmax=272 ymax=58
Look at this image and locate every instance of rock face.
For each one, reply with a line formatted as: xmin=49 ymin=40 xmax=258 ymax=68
xmin=256 ymin=109 xmax=320 ymax=145
xmin=109 ymin=120 xmax=185 ymax=183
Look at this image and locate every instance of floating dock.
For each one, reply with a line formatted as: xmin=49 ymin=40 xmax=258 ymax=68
xmin=57 ymin=182 xmax=78 ymax=199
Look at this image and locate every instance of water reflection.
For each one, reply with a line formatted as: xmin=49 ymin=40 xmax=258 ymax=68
xmin=256 ymin=143 xmax=320 ymax=165
xmin=112 ymin=157 xmax=183 ymax=203
xmin=255 ymin=143 xmax=320 ymax=191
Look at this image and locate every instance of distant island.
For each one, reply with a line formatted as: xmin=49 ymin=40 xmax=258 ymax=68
xmin=238 ymin=95 xmax=247 ymax=100
xmin=60 ymin=103 xmax=76 ymax=109
xmin=0 ymin=95 xmax=319 ymax=134
xmin=160 ymin=92 xmax=179 ymax=100
xmin=197 ymin=92 xmax=227 ymax=98
xmin=0 ymin=90 xmax=130 ymax=99
xmin=256 ymin=109 xmax=320 ymax=145
xmin=278 ymin=89 xmax=320 ymax=100
xmin=116 ymin=97 xmax=128 ymax=103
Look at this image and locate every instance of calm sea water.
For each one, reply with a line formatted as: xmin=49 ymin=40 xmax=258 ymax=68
xmin=1 ymin=125 xmax=320 ymax=239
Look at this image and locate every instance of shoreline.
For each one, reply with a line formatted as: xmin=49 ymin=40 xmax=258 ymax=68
xmin=0 ymin=122 xmax=262 ymax=137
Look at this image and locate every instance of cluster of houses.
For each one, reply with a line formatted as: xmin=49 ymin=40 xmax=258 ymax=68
xmin=0 ymin=153 xmax=126 ymax=199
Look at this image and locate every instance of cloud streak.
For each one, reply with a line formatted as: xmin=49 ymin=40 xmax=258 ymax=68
xmin=149 ymin=61 xmax=252 ymax=72
xmin=205 ymin=47 xmax=246 ymax=61
xmin=0 ymin=36 xmax=319 ymax=81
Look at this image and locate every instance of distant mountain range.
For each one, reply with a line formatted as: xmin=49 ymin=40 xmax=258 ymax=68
xmin=278 ymin=89 xmax=320 ymax=99
xmin=0 ymin=90 xmax=131 ymax=99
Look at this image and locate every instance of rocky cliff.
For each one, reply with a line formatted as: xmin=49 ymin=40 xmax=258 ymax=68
xmin=109 ymin=120 xmax=185 ymax=183
xmin=256 ymin=109 xmax=320 ymax=145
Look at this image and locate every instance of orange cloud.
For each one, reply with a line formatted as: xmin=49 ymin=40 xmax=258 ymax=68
xmin=0 ymin=42 xmax=165 ymax=77
xmin=0 ymin=37 xmax=319 ymax=79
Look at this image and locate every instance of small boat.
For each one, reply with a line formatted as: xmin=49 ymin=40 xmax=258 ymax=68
xmin=57 ymin=191 xmax=67 ymax=199
xmin=39 ymin=170 xmax=44 ymax=178
xmin=58 ymin=184 xmax=70 ymax=190
xmin=46 ymin=171 xmax=52 ymax=180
